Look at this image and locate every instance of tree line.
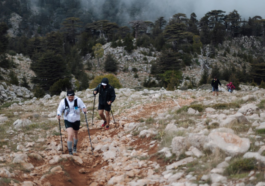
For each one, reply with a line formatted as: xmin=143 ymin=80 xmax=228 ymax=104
xmin=0 ymin=7 xmax=265 ymax=93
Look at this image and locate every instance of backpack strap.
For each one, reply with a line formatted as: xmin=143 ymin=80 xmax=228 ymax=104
xmin=74 ymin=99 xmax=78 ymax=108
xmin=65 ymin=98 xmax=69 ymax=109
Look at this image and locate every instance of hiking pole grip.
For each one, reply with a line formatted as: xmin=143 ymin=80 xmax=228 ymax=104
xmin=58 ymin=119 xmax=63 ymax=154
xmin=85 ymin=114 xmax=94 ymax=155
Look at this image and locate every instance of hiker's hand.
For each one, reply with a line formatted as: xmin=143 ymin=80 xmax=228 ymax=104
xmin=57 ymin=115 xmax=61 ymax=120
xmin=93 ymin=91 xmax=97 ymax=95
xmin=107 ymin=101 xmax=111 ymax=105
xmin=83 ymin=108 xmax=87 ymax=114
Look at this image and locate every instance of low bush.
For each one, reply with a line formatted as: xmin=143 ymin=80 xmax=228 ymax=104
xmin=259 ymin=80 xmax=265 ymax=89
xmin=89 ymin=74 xmax=122 ymax=89
xmin=224 ymin=158 xmax=257 ymax=175
xmin=257 ymin=100 xmax=265 ymax=109
xmin=104 ymin=54 xmax=118 ymax=73
xmin=189 ymin=104 xmax=204 ymax=112
xmin=256 ymin=129 xmax=265 ymax=134
xmin=49 ymin=79 xmax=71 ymax=96
xmin=177 ymin=106 xmax=189 ymax=113
xmin=9 ymin=71 xmax=19 ymax=85
xmin=33 ymin=86 xmax=45 ymax=98
xmin=212 ymin=102 xmax=240 ymax=109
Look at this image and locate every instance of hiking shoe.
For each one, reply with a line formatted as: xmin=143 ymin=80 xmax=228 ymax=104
xmin=69 ymin=150 xmax=73 ymax=155
xmin=105 ymin=125 xmax=109 ymax=130
xmin=101 ymin=121 xmax=107 ymax=127
xmin=73 ymin=146 xmax=77 ymax=154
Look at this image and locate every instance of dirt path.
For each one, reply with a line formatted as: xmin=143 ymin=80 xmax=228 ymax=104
xmin=36 ymin=98 xmax=194 ymax=186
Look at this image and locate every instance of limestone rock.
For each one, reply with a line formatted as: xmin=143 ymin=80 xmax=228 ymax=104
xmin=165 ymin=124 xmax=178 ymax=133
xmin=50 ymin=166 xmax=62 ymax=173
xmin=103 ymin=150 xmax=116 ymax=160
xmin=172 ymin=137 xmax=186 ymax=156
xmin=238 ymin=104 xmax=258 ymax=115
xmin=22 ymin=181 xmax=34 ymax=186
xmin=21 ymin=163 xmax=34 ymax=171
xmin=166 ymin=157 xmax=194 ymax=170
xmin=13 ymin=153 xmax=28 ymax=163
xmin=139 ymin=129 xmax=157 ymax=138
xmin=13 ymin=119 xmax=32 ymax=129
xmin=205 ymin=129 xmax=250 ymax=156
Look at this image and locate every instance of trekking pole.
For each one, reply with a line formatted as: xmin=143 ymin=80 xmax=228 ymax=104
xmin=92 ymin=95 xmax=96 ymax=126
xmin=111 ymin=110 xmax=116 ymax=124
xmin=85 ymin=113 xmax=94 ymax=155
xmin=58 ymin=119 xmax=63 ymax=154
xmin=111 ymin=110 xmax=119 ymax=128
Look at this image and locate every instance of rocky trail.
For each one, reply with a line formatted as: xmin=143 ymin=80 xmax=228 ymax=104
xmin=1 ymin=87 xmax=265 ymax=186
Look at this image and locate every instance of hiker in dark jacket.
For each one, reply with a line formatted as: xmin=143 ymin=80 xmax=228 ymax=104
xmin=211 ymin=77 xmax=221 ymax=96
xmin=93 ymin=78 xmax=116 ymax=130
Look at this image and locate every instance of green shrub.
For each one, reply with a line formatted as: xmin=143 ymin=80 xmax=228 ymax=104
xmin=8 ymin=50 xmax=16 ymax=56
xmin=21 ymin=76 xmax=30 ymax=89
xmin=224 ymin=158 xmax=257 ymax=175
xmin=104 ymin=54 xmax=118 ymax=73
xmin=256 ymin=129 xmax=265 ymax=134
xmin=212 ymin=102 xmax=240 ymax=109
xmin=89 ymin=74 xmax=122 ymax=89
xmin=9 ymin=71 xmax=19 ymax=85
xmin=33 ymin=86 xmax=45 ymax=98
xmin=259 ymin=80 xmax=265 ymax=89
xmin=177 ymin=106 xmax=189 ymax=113
xmin=134 ymin=73 xmax=139 ymax=78
xmin=189 ymin=104 xmax=204 ymax=112
xmin=132 ymin=67 xmax=138 ymax=73
xmin=145 ymin=117 xmax=155 ymax=124
xmin=49 ymin=79 xmax=71 ymax=95
xmin=257 ymin=100 xmax=265 ymax=109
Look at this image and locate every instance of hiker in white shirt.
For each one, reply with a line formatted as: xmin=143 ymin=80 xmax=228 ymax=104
xmin=57 ymin=90 xmax=87 ymax=155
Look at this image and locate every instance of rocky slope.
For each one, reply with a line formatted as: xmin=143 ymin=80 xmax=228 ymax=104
xmin=0 ymin=86 xmax=265 ymax=185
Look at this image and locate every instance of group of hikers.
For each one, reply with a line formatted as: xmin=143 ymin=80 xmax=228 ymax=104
xmin=57 ymin=78 xmax=116 ymax=155
xmin=56 ymin=77 xmax=236 ymax=155
xmin=211 ymin=77 xmax=235 ymax=96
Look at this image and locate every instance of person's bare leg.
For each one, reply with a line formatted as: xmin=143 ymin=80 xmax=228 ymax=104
xmin=105 ymin=111 xmax=110 ymax=126
xmin=217 ymin=91 xmax=219 ymax=96
xmin=98 ymin=110 xmax=106 ymax=121
xmin=67 ymin=128 xmax=74 ymax=154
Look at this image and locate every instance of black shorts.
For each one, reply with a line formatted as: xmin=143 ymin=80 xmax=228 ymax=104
xmin=98 ymin=104 xmax=111 ymax=112
xmin=64 ymin=120 xmax=80 ymax=131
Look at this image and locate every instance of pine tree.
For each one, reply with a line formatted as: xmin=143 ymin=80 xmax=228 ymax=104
xmin=104 ymin=54 xmax=118 ymax=72
xmin=32 ymin=51 xmax=68 ymax=90
xmin=0 ymin=22 xmax=8 ymax=55
xmin=124 ymin=34 xmax=134 ymax=53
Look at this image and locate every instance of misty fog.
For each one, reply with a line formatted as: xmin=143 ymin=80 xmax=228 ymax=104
xmin=78 ymin=0 xmax=265 ymax=23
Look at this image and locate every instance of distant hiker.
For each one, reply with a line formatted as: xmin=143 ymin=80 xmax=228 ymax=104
xmin=226 ymin=82 xmax=236 ymax=93
xmin=211 ymin=77 xmax=221 ymax=96
xmin=93 ymin=78 xmax=116 ymax=130
xmin=57 ymin=90 xmax=87 ymax=155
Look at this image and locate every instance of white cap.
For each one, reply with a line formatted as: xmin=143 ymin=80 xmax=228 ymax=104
xmin=102 ymin=83 xmax=107 ymax=86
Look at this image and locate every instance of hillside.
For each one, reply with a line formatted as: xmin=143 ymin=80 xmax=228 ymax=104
xmin=0 ymin=86 xmax=265 ymax=185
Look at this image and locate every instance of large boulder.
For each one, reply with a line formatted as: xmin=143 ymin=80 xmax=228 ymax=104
xmin=204 ymin=128 xmax=250 ymax=156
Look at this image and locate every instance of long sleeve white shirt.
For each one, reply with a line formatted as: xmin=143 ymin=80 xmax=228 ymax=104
xmin=57 ymin=96 xmax=86 ymax=123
